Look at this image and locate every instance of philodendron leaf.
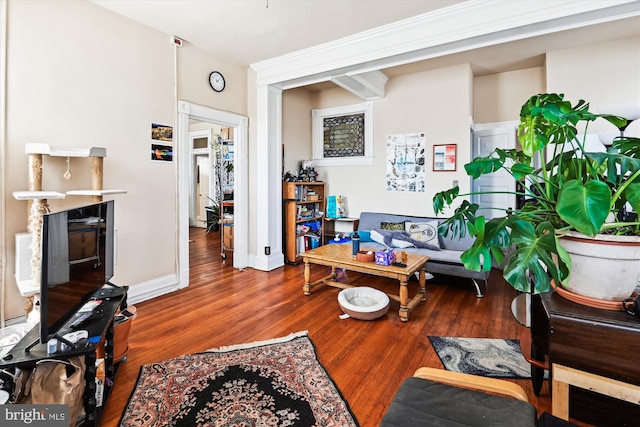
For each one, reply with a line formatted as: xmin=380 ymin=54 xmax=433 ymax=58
xmin=626 ymin=182 xmax=640 ymax=215
xmin=433 ymin=186 xmax=459 ymax=214
xmin=502 ymin=221 xmax=569 ymax=294
xmin=459 ymin=216 xmax=493 ymax=272
xmin=556 ymin=179 xmax=611 ymax=236
xmin=464 ymin=157 xmax=504 ymax=179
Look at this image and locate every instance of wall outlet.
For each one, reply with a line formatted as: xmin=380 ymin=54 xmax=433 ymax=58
xmin=265 ymin=246 xmax=271 ymax=255
xmin=453 ymin=180 xmax=459 ymax=187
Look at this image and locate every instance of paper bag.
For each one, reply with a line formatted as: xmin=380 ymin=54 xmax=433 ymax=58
xmin=13 ymin=356 xmax=86 ymax=427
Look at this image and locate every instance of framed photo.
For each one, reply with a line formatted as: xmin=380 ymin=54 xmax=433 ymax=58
xmin=433 ymin=144 xmax=456 ymax=171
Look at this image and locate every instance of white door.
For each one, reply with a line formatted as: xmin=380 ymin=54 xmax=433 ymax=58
xmin=189 ymin=130 xmax=213 ymax=227
xmin=471 ymin=126 xmax=516 ymax=219
xmin=195 ymin=155 xmax=211 ymax=228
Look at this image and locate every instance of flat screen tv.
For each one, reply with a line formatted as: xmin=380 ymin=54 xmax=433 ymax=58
xmin=37 ymin=200 xmax=117 ymax=345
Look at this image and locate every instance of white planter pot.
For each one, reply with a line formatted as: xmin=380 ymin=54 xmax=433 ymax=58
xmin=559 ymin=232 xmax=640 ymax=301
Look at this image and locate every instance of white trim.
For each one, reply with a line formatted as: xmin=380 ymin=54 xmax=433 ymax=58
xmin=251 ymin=0 xmax=639 ymax=88
xmin=253 ymin=84 xmax=285 ymax=271
xmin=177 ymin=101 xmax=249 ymax=279
xmin=473 ymin=121 xmax=519 ymax=131
xmin=123 ymin=273 xmax=181 ymax=305
xmin=312 ymin=102 xmax=374 ymax=167
xmin=1 ymin=0 xmax=8 ymax=326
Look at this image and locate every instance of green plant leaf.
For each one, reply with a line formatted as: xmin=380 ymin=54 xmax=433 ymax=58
xmin=460 ymin=216 xmax=493 ymax=272
xmin=625 ymin=182 xmax=640 ymax=215
xmin=503 ymin=221 xmax=569 ymax=293
xmin=437 ymin=200 xmax=478 ymax=239
xmin=587 ymin=151 xmax=640 ymax=186
xmin=613 ymin=136 xmax=640 ymax=158
xmin=433 ymin=186 xmax=459 ymax=214
xmin=464 ymin=157 xmax=504 ymax=179
xmin=556 ymin=180 xmax=611 ymax=236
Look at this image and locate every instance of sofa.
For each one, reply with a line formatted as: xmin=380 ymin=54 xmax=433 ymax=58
xmin=351 ymin=212 xmax=490 ymax=297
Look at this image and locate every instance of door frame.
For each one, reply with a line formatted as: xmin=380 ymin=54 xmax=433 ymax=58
xmin=177 ymin=101 xmax=248 ymax=288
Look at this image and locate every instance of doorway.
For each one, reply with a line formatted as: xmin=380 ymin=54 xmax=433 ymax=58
xmin=471 ymin=124 xmax=517 ymax=219
xmin=177 ymin=101 xmax=248 ymax=284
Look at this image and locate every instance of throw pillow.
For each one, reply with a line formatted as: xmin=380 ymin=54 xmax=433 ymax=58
xmin=405 ymin=221 xmax=441 ymax=248
xmin=380 ymin=221 xmax=406 ymax=231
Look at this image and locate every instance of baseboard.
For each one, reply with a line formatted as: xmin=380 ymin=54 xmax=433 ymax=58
xmin=123 ymin=273 xmax=182 ymax=305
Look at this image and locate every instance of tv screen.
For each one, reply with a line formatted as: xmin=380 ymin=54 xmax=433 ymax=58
xmin=39 ymin=200 xmax=115 ymax=344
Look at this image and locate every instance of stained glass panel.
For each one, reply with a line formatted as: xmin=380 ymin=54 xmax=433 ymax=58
xmin=323 ymin=113 xmax=365 ymax=158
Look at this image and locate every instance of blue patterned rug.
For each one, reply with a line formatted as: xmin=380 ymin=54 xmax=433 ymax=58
xmin=428 ymin=336 xmax=535 ymax=379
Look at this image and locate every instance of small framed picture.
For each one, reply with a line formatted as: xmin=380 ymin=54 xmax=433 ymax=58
xmin=433 ymin=144 xmax=457 ymax=171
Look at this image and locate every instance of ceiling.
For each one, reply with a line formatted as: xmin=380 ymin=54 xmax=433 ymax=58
xmin=91 ymin=0 xmax=466 ymax=66
xmin=91 ymin=0 xmax=640 ymax=85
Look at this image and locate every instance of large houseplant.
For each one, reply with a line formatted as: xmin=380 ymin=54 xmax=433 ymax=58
xmin=433 ymin=93 xmax=640 ymax=298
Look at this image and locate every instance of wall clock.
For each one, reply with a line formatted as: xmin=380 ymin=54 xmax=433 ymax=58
xmin=209 ymin=71 xmax=225 ymax=92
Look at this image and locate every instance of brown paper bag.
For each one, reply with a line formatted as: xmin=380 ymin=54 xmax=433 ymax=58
xmin=14 ymin=356 xmax=86 ymax=427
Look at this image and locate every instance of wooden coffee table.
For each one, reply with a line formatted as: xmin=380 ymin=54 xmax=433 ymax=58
xmin=301 ymin=244 xmax=429 ymax=322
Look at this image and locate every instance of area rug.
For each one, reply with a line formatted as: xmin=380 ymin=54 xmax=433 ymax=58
xmin=119 ymin=331 xmax=359 ymax=427
xmin=428 ymin=336 xmax=533 ymax=379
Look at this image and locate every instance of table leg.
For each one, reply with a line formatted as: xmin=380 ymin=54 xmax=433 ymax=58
xmin=399 ymin=279 xmax=409 ymax=322
xmin=418 ymin=268 xmax=426 ymax=301
xmin=303 ymin=260 xmax=311 ymax=295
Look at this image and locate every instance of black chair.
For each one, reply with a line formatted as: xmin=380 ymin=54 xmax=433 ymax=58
xmin=380 ymin=367 xmax=578 ymax=427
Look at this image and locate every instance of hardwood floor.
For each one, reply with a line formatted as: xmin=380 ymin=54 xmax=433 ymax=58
xmin=100 ymin=227 xmax=589 ymax=426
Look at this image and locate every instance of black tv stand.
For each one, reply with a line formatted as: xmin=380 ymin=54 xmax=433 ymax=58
xmin=23 ymin=332 xmax=77 ymax=354
xmin=0 ymin=291 xmax=126 ymax=427
xmin=93 ymin=286 xmax=125 ymax=300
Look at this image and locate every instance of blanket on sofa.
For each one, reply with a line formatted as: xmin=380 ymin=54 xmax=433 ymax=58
xmin=371 ymin=229 xmax=441 ymax=250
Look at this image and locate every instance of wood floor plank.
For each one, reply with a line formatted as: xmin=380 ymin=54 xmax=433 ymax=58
xmin=99 ymin=227 xmax=592 ymax=427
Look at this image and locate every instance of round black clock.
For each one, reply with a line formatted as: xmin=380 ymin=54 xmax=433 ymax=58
xmin=209 ymin=71 xmax=225 ymax=92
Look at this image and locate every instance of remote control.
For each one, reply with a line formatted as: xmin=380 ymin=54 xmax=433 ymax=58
xmin=70 ymin=312 xmax=92 ymax=329
xmin=62 ymin=330 xmax=89 ymax=344
xmin=392 ymin=262 xmax=407 ymax=267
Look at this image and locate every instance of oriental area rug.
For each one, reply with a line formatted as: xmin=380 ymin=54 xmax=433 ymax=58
xmin=428 ymin=336 xmax=535 ymax=379
xmin=119 ymin=331 xmax=359 ymax=427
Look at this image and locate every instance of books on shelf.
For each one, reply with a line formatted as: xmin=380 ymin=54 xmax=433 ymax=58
xmin=296 ymin=234 xmax=321 ymax=255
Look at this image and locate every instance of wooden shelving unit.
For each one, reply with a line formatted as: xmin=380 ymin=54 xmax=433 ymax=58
xmin=282 ymin=182 xmax=325 ymax=264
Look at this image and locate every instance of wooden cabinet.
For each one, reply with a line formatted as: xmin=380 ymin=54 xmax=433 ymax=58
xmin=283 ymin=182 xmax=325 ymax=263
xmin=530 ymin=292 xmax=640 ymax=426
xmin=323 ymin=217 xmax=359 ymax=243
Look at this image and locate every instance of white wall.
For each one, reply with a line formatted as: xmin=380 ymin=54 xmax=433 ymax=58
xmin=546 ymin=35 xmax=640 ymax=136
xmin=473 ymin=67 xmax=545 ymax=124
xmin=2 ymin=0 xmax=246 ymax=321
xmin=303 ymin=63 xmax=473 ymax=219
xmin=282 ymin=88 xmax=313 ymax=176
